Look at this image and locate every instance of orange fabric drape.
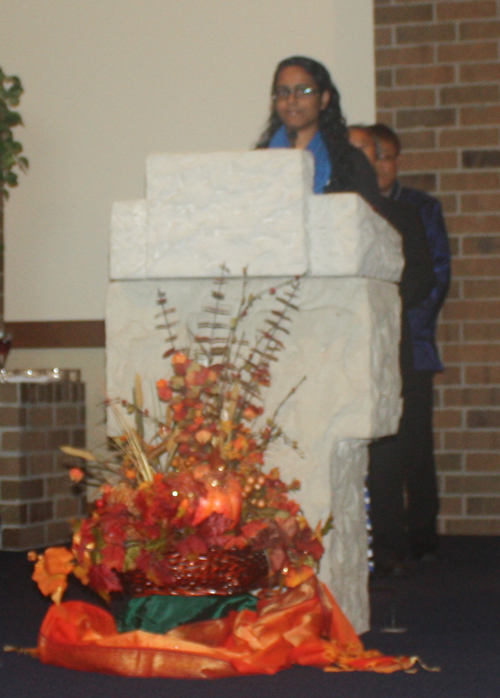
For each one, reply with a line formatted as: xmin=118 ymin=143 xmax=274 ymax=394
xmin=37 ymin=577 xmax=415 ymax=678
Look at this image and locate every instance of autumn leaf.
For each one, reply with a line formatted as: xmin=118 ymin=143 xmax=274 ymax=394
xmin=31 ymin=547 xmax=75 ymax=604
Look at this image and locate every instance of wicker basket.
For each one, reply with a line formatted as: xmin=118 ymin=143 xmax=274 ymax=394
xmin=119 ymin=546 xmax=269 ymax=597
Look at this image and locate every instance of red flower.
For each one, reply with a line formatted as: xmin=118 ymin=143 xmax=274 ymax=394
xmin=156 ymin=379 xmax=173 ymax=401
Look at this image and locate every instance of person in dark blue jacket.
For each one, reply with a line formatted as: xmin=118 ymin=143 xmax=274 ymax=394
xmin=371 ymin=123 xmax=451 ymax=561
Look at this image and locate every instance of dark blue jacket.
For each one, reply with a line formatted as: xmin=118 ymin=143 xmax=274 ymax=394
xmin=391 ymin=181 xmax=451 ymax=372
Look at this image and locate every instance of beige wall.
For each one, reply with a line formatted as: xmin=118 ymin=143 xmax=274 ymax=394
xmin=1 ymin=0 xmax=375 ymax=321
xmin=1 ymin=0 xmax=375 ymax=447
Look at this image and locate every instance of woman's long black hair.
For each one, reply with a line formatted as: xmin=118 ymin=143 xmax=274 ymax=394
xmin=256 ymin=56 xmax=356 ymax=193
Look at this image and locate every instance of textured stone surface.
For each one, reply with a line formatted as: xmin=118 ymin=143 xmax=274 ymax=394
xmin=105 ymin=276 xmax=402 ymax=632
xmin=308 ymin=193 xmax=403 ymax=281
xmin=111 ymin=150 xmax=314 ymax=279
xmin=109 ymin=150 xmax=402 ymax=283
xmin=110 ymin=200 xmax=148 ymax=280
xmin=323 ymin=439 xmax=370 ymax=633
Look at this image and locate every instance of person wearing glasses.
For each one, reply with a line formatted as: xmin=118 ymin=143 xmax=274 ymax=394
xmin=257 ymin=61 xmax=435 ymax=577
xmin=369 ymin=123 xmax=451 ymax=563
xmin=256 ymin=56 xmax=380 ymax=205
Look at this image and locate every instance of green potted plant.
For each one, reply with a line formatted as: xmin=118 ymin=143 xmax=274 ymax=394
xmin=0 ymin=67 xmax=28 ymax=351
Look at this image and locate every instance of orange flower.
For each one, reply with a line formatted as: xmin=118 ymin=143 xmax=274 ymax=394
xmin=69 ymin=467 xmax=85 ymax=483
xmin=194 ymin=428 xmax=212 ymax=445
xmin=32 ymin=547 xmax=75 ymax=604
xmin=172 ymin=352 xmax=190 ymax=375
xmin=284 ymin=564 xmax=315 ymax=589
xmin=156 ymin=379 xmax=173 ymax=401
xmin=243 ymin=404 xmax=263 ymax=421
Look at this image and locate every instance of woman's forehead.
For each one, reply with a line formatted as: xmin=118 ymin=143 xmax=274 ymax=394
xmin=276 ymin=65 xmax=317 ymax=85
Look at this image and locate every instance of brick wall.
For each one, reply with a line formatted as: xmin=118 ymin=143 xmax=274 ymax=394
xmin=375 ymin=0 xmax=500 ymax=534
xmin=0 ymin=378 xmax=87 ymax=549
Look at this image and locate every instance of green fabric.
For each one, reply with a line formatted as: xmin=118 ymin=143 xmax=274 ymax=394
xmin=116 ymin=593 xmax=258 ymax=634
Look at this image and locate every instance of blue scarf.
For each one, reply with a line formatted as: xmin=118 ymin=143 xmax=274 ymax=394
xmin=268 ymin=125 xmax=331 ymax=194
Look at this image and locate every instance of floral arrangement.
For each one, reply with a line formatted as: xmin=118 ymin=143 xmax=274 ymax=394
xmin=31 ymin=270 xmax=330 ymax=604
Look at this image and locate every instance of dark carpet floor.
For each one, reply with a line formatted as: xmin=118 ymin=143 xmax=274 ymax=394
xmin=1 ymin=535 xmax=499 ymax=698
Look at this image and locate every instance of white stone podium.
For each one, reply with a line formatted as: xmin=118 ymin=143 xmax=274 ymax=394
xmin=105 ymin=149 xmax=403 ymax=634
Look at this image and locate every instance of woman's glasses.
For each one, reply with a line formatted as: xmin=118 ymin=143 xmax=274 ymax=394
xmin=273 ymin=85 xmax=321 ymax=100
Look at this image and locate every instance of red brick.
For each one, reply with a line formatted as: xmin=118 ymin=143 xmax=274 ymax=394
xmin=71 ymin=429 xmax=86 ymax=448
xmin=375 ymin=26 xmax=392 ymax=46
xmin=446 ymin=278 xmax=460 ymax=299
xmin=398 ymin=107 xmax=457 ymax=129
xmin=436 ymin=452 xmax=462 ymax=472
xmin=467 ymin=410 xmax=500 ymax=428
xmin=375 ymin=110 xmax=395 ymax=126
xmin=460 ymin=20 xmax=500 ymax=40
xmin=466 ymin=365 xmax=500 ymax=384
xmin=397 ymin=65 xmax=455 ymax=86
xmin=19 ymin=431 xmax=47 ymax=451
xmin=401 ymin=130 xmax=436 ymax=149
xmin=443 ymin=387 xmax=500 ymax=407
xmin=47 ymin=520 xmax=72 ymax=544
xmin=1 ymin=478 xmax=44 ymax=501
xmin=376 ymin=69 xmax=393 ymax=89
xmin=438 ymin=41 xmax=498 ymax=63
xmin=55 ymin=406 xmax=78 ymax=426
xmin=46 ymin=474 xmax=72 ymax=497
xmin=443 ymin=519 xmax=500 ymax=534
xmin=453 ymin=257 xmax=500 ymax=276
xmin=441 ymin=172 xmax=500 ymax=191
xmin=376 ymin=45 xmax=434 ymax=67
xmin=1 ymin=525 xmax=46 ymax=551
xmin=401 ymin=150 xmax=457 ymax=170
xmin=396 ymin=23 xmax=456 ymax=44
xmin=467 ymin=497 xmax=500 ymax=515
xmin=399 ymin=172 xmax=436 ymax=191
xmin=439 ymin=496 xmax=463 ymax=515
xmin=461 ymin=105 xmax=500 ymax=126
xmin=445 ymin=474 xmax=500 ymax=493
xmin=462 ymin=193 xmax=500 ymax=212
xmin=376 ymin=4 xmax=433 ymax=24
xmin=463 ymin=150 xmax=500 ymax=168
xmin=436 ymin=322 xmax=460 ymax=342
xmin=0 ymin=456 xmax=28 ymax=476
xmin=439 ymin=194 xmax=458 ymax=214
xmin=466 ymin=453 xmax=500 ymax=471
xmin=27 ymin=406 xmax=53 ymax=428
xmin=460 ymin=63 xmax=500 ymax=84
xmin=29 ymin=500 xmax=53 ymax=523
xmin=56 ymin=496 xmax=83 ymax=519
xmin=434 ymin=409 xmax=462 ymax=429
xmin=378 ymin=88 xmax=435 ymax=109
xmin=464 ymin=322 xmax=500 ymax=341
xmin=462 ymin=236 xmax=500 ymax=255
xmin=442 ymin=342 xmax=500 ymax=363
xmin=440 ymin=127 xmax=499 ymax=148
xmin=463 ymin=277 xmax=500 ymax=296
xmin=447 ymin=214 xmax=500 ymax=234
xmin=437 ymin=1 xmax=497 ymax=20
xmin=0 ymin=384 xmax=19 ymax=403
xmin=1 ymin=503 xmax=28 ymax=525
xmin=435 ymin=366 xmax=462 ymax=385
xmin=445 ymin=431 xmax=500 ymax=450
xmin=441 ymin=84 xmax=500 ymax=106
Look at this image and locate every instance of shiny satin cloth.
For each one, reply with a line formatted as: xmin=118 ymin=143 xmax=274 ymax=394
xmin=37 ymin=577 xmax=415 ymax=677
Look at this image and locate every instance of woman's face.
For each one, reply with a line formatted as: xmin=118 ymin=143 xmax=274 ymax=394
xmin=273 ymin=65 xmax=330 ymax=135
